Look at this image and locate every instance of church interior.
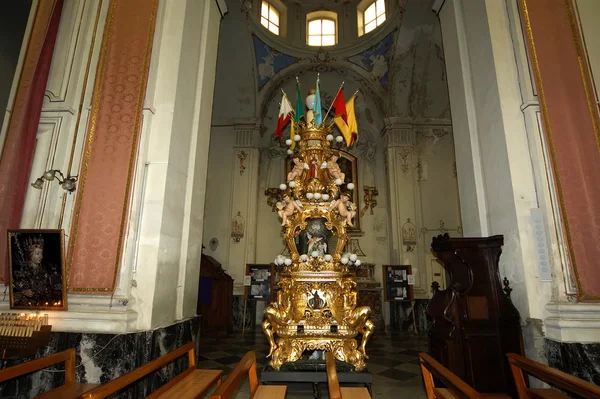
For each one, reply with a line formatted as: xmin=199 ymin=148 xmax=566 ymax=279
xmin=0 ymin=0 xmax=598 ymax=398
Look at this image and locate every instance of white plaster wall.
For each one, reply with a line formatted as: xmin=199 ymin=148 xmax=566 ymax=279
xmin=133 ymin=0 xmax=224 ymax=330
xmin=202 ymin=126 xmax=236 ymax=271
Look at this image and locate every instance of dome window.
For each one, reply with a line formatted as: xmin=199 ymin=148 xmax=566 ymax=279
xmin=261 ymin=1 xmax=280 ymax=35
xmin=359 ymin=0 xmax=386 ymax=36
xmin=307 ymin=16 xmax=337 ymax=47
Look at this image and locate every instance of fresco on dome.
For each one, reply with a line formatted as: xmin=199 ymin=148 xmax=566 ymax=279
xmin=348 ymin=33 xmax=395 ymax=89
xmin=253 ymin=35 xmax=298 ymax=89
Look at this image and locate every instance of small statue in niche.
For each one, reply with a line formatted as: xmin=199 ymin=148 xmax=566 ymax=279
xmin=277 ymin=194 xmax=303 ymax=226
xmin=329 ymin=192 xmax=357 ymax=227
xmin=287 ymin=157 xmax=306 ymax=182
xmin=308 ymin=290 xmax=325 ymax=309
xmin=309 ymin=154 xmax=320 ymax=179
xmin=307 ymin=232 xmax=327 ymax=256
xmin=326 ymin=153 xmax=345 ymax=184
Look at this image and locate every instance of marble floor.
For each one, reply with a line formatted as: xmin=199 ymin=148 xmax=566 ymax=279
xmin=197 ymin=329 xmax=428 ymax=398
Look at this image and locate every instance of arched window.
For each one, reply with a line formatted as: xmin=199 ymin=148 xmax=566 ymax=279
xmin=360 ymin=0 xmax=386 ymax=36
xmin=261 ymin=1 xmax=280 ymax=35
xmin=307 ymin=18 xmax=336 ymax=46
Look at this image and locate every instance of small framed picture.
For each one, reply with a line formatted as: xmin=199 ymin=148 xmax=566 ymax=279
xmin=245 ymin=264 xmax=275 ymax=301
xmin=382 ymin=265 xmax=414 ymax=302
xmin=8 ymin=229 xmax=67 ymax=310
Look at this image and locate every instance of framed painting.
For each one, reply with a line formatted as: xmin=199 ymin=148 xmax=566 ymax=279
xmin=285 ymin=148 xmax=360 ymax=231
xmin=382 ymin=264 xmax=414 ymax=302
xmin=8 ymin=229 xmax=67 ymax=310
xmin=244 ymin=264 xmax=275 ymax=301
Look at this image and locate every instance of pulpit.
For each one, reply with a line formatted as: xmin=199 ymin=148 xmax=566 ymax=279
xmin=427 ymin=234 xmax=523 ymax=397
xmin=198 ymin=254 xmax=233 ymax=333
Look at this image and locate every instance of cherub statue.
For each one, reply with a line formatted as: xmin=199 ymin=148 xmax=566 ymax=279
xmin=329 ymin=192 xmax=357 ymax=226
xmin=326 ymin=153 xmax=345 ymax=183
xmin=277 ymin=194 xmax=303 ymax=226
xmin=341 ymin=279 xmax=375 ymax=358
xmin=287 ymin=157 xmax=306 ymax=182
xmin=263 ymin=279 xmax=294 ymax=358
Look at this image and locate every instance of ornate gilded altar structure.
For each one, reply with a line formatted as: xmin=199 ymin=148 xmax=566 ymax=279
xmin=262 ymin=87 xmax=374 ymax=371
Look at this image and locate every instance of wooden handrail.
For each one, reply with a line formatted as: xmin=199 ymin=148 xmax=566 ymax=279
xmin=419 ymin=352 xmax=484 ymax=399
xmin=507 ymin=353 xmax=600 ymax=398
xmin=326 ymin=352 xmax=342 ymax=399
xmin=0 ymin=348 xmax=76 ymax=382
xmin=210 ymin=351 xmax=259 ymax=399
xmin=82 ymin=342 xmax=195 ymax=399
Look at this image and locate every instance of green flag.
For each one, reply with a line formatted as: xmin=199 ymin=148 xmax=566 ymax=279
xmin=294 ymin=83 xmax=304 ymax=123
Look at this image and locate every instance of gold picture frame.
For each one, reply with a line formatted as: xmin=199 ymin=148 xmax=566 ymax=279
xmin=8 ymin=229 xmax=68 ymax=311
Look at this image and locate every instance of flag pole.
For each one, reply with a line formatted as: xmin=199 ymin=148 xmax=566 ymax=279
xmin=281 ymin=88 xmax=295 ymax=116
xmin=322 ymin=81 xmax=345 ymax=125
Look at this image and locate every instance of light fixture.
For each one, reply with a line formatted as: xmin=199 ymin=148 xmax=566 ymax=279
xmin=31 ymin=169 xmax=78 ymax=193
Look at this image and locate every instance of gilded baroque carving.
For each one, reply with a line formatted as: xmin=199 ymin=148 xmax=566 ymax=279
xmin=237 ymin=150 xmax=247 ymax=175
xmin=398 ymin=147 xmax=412 ymax=174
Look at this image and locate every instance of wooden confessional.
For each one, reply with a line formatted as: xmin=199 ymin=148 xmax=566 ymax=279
xmin=198 ymin=254 xmax=233 ymax=334
xmin=427 ymin=234 xmax=524 ymax=397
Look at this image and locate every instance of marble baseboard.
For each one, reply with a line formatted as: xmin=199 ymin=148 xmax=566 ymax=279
xmin=389 ymin=299 xmax=431 ymax=336
xmin=0 ymin=317 xmax=200 ymax=398
xmin=546 ymin=339 xmax=600 ymax=386
xmin=232 ymin=295 xmax=256 ymax=331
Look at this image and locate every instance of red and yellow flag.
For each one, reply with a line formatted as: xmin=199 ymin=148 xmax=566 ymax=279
xmin=333 ymin=95 xmax=358 ymax=146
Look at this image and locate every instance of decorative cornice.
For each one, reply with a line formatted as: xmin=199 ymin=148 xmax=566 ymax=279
xmin=545 ymin=302 xmax=600 ymax=343
xmin=215 ymin=0 xmax=228 ymax=18
xmin=432 ymin=0 xmax=446 ymax=15
xmin=234 ymin=123 xmax=261 ymax=148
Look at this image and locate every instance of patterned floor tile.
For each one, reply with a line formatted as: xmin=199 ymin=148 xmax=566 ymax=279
xmin=214 ymin=355 xmax=243 ymax=365
xmin=394 ymin=362 xmax=423 ymax=374
xmin=199 ymin=330 xmax=429 ymax=398
xmin=203 ymin=351 xmax=233 ymax=359
xmin=196 ymin=359 xmax=225 ymax=369
xmin=377 ymin=368 xmax=420 ymax=381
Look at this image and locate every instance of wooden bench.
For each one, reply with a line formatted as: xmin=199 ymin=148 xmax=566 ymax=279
xmin=209 ymin=351 xmax=286 ymax=399
xmin=0 ymin=348 xmax=98 ymax=399
xmin=82 ymin=341 xmax=222 ymax=399
xmin=325 ymin=352 xmax=371 ymax=399
xmin=419 ymin=352 xmax=511 ymax=399
xmin=507 ymin=353 xmax=600 ymax=399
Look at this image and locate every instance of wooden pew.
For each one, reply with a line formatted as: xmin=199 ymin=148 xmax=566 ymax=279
xmin=325 ymin=352 xmax=371 ymax=399
xmin=209 ymin=351 xmax=286 ymax=399
xmin=82 ymin=342 xmax=222 ymax=399
xmin=0 ymin=348 xmax=98 ymax=399
xmin=507 ymin=353 xmax=600 ymax=399
xmin=419 ymin=352 xmax=511 ymax=399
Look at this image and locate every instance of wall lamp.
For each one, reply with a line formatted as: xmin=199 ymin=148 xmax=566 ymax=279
xmin=31 ymin=170 xmax=78 ymax=192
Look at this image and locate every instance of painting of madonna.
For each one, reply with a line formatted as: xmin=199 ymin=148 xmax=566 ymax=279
xmin=8 ymin=230 xmax=67 ymax=310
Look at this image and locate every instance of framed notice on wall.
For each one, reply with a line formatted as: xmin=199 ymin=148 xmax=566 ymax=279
xmin=244 ymin=264 xmax=275 ymax=301
xmin=383 ymin=265 xmax=414 ymax=302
